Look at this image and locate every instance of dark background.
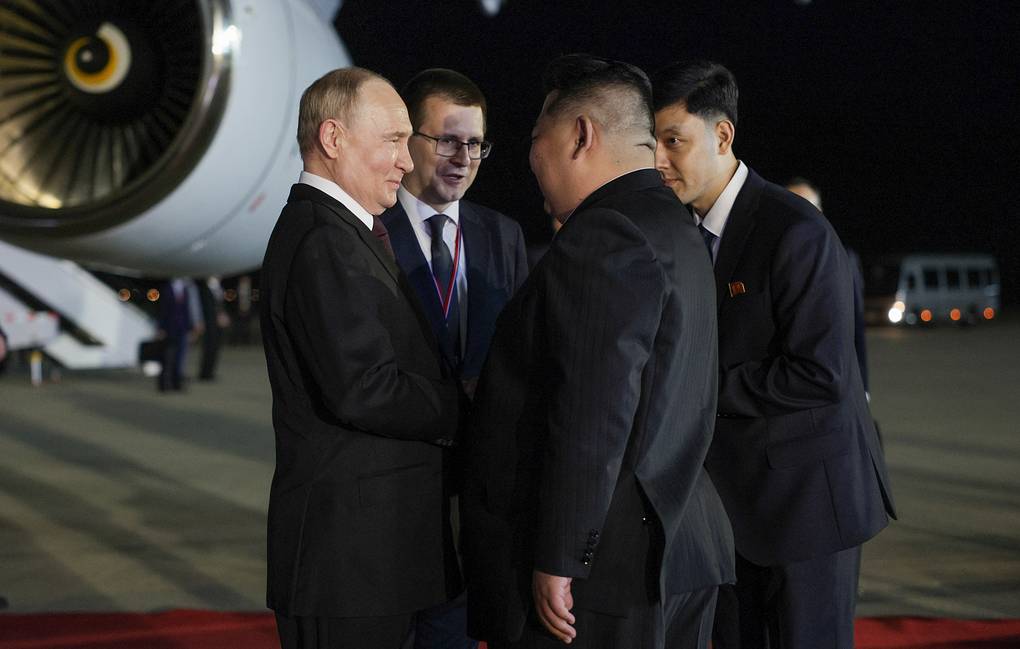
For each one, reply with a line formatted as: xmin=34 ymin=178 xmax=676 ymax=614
xmin=337 ymin=1 xmax=1020 ymax=303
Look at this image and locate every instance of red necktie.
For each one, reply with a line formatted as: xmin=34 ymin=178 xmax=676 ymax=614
xmin=372 ymin=215 xmax=395 ymax=259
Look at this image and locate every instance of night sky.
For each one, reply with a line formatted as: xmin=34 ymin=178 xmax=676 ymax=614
xmin=337 ymin=1 xmax=1020 ymax=303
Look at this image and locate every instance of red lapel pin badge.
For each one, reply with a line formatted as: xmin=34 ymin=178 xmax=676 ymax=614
xmin=728 ymin=281 xmax=746 ymax=297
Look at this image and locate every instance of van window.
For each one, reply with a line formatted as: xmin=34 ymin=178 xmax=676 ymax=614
xmin=967 ymin=269 xmax=982 ymax=288
xmin=946 ymin=269 xmax=961 ymax=289
xmin=923 ymin=268 xmax=940 ymax=289
xmin=907 ymin=273 xmax=917 ymax=290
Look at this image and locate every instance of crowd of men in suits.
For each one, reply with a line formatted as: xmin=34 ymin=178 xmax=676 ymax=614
xmin=259 ymin=54 xmax=895 ymax=649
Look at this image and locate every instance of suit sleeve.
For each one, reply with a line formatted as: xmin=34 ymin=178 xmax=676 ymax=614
xmin=286 ymin=225 xmax=459 ymax=441
xmin=718 ymin=218 xmax=853 ymax=417
xmin=533 ymin=209 xmax=663 ymax=579
xmin=849 ymin=250 xmax=869 ymax=392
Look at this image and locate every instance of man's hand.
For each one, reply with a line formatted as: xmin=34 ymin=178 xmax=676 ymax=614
xmin=532 ymin=570 xmax=576 ymax=643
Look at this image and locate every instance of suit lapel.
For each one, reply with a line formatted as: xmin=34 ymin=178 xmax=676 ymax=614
xmin=460 ymin=203 xmax=488 ymax=368
xmin=381 ymin=203 xmax=447 ymax=341
xmin=290 ymin=184 xmax=444 ymax=355
xmin=289 ymin=184 xmax=403 ymax=284
xmin=713 ymin=168 xmax=764 ymax=309
xmin=353 ymin=221 xmax=403 ymax=285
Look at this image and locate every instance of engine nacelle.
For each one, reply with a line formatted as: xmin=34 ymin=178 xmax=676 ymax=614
xmin=0 ymin=0 xmax=349 ymax=275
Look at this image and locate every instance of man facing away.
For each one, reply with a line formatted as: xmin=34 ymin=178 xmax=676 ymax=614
xmin=462 ymin=54 xmax=734 ymax=649
xmin=651 ymin=60 xmax=895 ymax=649
xmin=380 ymin=68 xmax=529 ymax=649
xmin=260 ymin=67 xmax=461 ymax=649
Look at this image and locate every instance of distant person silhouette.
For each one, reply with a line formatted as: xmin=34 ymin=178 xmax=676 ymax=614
xmin=156 ymin=278 xmax=200 ymax=392
xmin=197 ymin=277 xmax=229 ymax=381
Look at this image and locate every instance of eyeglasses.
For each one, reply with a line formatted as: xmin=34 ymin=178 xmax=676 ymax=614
xmin=413 ymin=132 xmax=492 ymax=160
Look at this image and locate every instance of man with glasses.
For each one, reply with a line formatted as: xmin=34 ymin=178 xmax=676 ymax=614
xmin=381 ymin=68 xmax=528 ymax=649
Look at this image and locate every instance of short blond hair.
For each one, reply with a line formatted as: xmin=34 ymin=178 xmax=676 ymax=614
xmin=296 ymin=67 xmax=388 ymax=157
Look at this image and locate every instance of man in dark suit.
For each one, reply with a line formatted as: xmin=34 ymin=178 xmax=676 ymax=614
xmin=380 ymin=69 xmax=528 ymax=649
xmin=652 ymin=61 xmax=895 ymax=649
xmin=196 ymin=276 xmax=228 ymax=381
xmin=156 ymin=278 xmax=198 ymax=392
xmin=462 ymin=54 xmax=734 ymax=649
xmin=382 ymin=68 xmax=528 ymax=397
xmin=260 ymin=67 xmax=461 ymax=649
xmin=785 ymin=178 xmax=870 ymax=396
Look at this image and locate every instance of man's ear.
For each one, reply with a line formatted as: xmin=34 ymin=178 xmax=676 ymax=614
xmin=573 ymin=115 xmax=595 ymax=159
xmin=715 ymin=118 xmax=735 ymax=156
xmin=318 ymin=118 xmax=345 ymax=159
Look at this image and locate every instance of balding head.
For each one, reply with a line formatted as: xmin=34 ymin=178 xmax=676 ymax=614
xmin=296 ymin=67 xmax=414 ymax=214
xmin=297 ymin=67 xmax=387 ymax=158
xmin=786 ymin=177 xmax=823 ymax=211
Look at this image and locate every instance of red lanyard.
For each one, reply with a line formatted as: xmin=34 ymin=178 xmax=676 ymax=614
xmin=431 ymin=223 xmax=461 ymax=319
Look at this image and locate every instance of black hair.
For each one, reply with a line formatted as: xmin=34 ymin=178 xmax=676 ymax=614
xmin=651 ymin=60 xmax=738 ymax=127
xmin=541 ymin=53 xmax=653 ymax=134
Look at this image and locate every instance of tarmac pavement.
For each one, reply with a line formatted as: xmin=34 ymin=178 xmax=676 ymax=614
xmin=0 ymin=317 xmax=1017 ymax=617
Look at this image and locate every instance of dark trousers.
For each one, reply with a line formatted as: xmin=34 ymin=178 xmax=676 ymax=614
xmin=713 ymin=546 xmax=861 ymax=649
xmin=158 ymin=335 xmax=187 ymax=391
xmin=199 ymin=325 xmax=221 ymax=379
xmin=664 ymin=586 xmax=718 ymax=648
xmin=404 ymin=591 xmax=476 ymax=649
xmin=276 ymin=612 xmax=414 ymax=649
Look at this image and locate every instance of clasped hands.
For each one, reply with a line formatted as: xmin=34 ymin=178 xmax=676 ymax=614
xmin=533 ymin=569 xmax=577 ymax=644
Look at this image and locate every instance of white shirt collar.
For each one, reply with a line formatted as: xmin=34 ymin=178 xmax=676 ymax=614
xmin=694 ymin=160 xmax=748 ymax=240
xmin=397 ymin=186 xmax=461 ymax=226
xmin=298 ymin=171 xmax=374 ymax=231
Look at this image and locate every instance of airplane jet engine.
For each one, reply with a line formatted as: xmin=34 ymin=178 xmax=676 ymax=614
xmin=0 ymin=0 xmax=349 ymax=276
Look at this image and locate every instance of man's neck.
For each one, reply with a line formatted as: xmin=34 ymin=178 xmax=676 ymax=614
xmin=585 ymin=162 xmax=653 ymax=201
xmin=693 ymin=158 xmax=739 ymax=217
xmin=400 ymin=184 xmax=456 ymax=215
xmin=561 ymin=163 xmax=651 ymax=223
xmin=421 ymin=197 xmax=455 ymax=214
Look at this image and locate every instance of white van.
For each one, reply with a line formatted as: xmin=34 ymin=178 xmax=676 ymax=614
xmin=864 ymin=254 xmax=1000 ymax=325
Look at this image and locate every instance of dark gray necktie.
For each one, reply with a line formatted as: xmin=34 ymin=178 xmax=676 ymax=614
xmin=698 ymin=222 xmax=717 ymax=263
xmin=427 ymin=214 xmax=461 ymax=368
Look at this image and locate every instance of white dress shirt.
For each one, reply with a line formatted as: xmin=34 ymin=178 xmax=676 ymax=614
xmin=397 ymin=186 xmax=469 ymax=349
xmin=694 ymin=161 xmax=749 ymax=263
xmin=298 ymin=171 xmax=374 ymax=231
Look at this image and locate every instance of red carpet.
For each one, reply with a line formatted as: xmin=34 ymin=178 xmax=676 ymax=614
xmin=2 ymin=612 xmax=1019 ymax=649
